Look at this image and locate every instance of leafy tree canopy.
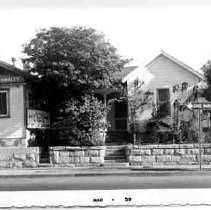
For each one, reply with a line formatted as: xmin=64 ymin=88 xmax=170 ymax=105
xmin=202 ymin=60 xmax=211 ymax=101
xmin=23 ymin=26 xmax=129 ymax=121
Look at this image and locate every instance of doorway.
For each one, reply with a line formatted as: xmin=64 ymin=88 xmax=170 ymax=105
xmin=114 ymin=99 xmax=128 ymax=130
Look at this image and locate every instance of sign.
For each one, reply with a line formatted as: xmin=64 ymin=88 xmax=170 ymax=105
xmin=191 ymin=102 xmax=211 ymax=110
xmin=27 ymin=109 xmax=50 ymax=129
xmin=0 ymin=76 xmax=23 ymax=83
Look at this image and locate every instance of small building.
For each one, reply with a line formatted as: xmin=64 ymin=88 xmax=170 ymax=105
xmin=105 ymin=51 xmax=204 ymax=144
xmin=0 ymin=60 xmax=33 ymax=147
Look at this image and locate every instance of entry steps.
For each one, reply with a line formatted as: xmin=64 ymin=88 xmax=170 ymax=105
xmin=106 ymin=131 xmax=133 ymax=145
xmin=103 ymin=145 xmax=129 ymax=168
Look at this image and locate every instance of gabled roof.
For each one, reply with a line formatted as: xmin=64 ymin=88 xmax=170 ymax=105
xmin=122 ymin=50 xmax=203 ymax=82
xmin=0 ymin=60 xmax=34 ymax=81
xmin=146 ymin=50 xmax=203 ymax=80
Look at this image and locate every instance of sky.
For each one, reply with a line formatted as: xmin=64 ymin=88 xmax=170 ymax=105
xmin=1 ymin=0 xmax=211 ymax=72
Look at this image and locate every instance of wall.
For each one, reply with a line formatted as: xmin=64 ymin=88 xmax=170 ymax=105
xmin=0 ymin=84 xmax=27 ymax=147
xmin=126 ymin=144 xmax=211 ymax=167
xmin=49 ymin=146 xmax=106 ymax=167
xmin=0 ymin=147 xmax=39 ymax=168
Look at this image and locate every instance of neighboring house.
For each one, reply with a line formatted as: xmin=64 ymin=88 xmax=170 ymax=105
xmin=106 ymin=51 xmax=203 ymax=136
xmin=0 ymin=60 xmax=34 ymax=147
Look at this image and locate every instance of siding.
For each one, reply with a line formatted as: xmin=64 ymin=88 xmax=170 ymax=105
xmin=0 ymin=85 xmax=25 ymax=139
xmin=143 ymin=54 xmax=200 ymax=93
xmin=127 ymin=54 xmax=201 ymax=123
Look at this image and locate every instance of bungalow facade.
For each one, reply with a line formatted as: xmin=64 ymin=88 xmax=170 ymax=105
xmin=0 ymin=60 xmax=34 ymax=147
xmin=105 ymin=51 xmax=204 ymax=143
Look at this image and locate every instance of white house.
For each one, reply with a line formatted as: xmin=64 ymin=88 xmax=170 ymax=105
xmin=106 ymin=51 xmax=203 ymax=136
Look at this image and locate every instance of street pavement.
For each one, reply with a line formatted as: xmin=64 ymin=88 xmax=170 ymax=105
xmin=1 ymin=173 xmax=211 ymax=191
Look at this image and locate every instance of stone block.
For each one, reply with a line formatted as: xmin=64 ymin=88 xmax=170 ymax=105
xmin=80 ymin=157 xmax=90 ymax=163
xmin=12 ymin=161 xmax=23 ymax=168
xmin=51 ymin=151 xmax=59 ymax=164
xmin=152 ymin=149 xmax=163 ymax=155
xmin=141 ymin=155 xmax=156 ymax=163
xmin=204 ymin=148 xmax=211 ymax=155
xmin=89 ymin=150 xmax=99 ymax=157
xmin=90 ymin=157 xmax=104 ymax=164
xmin=171 ymin=156 xmax=181 ymax=162
xmin=129 ymin=156 xmax=142 ymax=163
xmin=0 ymin=154 xmax=10 ymax=161
xmin=125 ymin=149 xmax=131 ymax=156
xmin=180 ymin=155 xmax=197 ymax=163
xmin=74 ymin=151 xmax=84 ymax=157
xmin=99 ymin=149 xmax=105 ymax=157
xmin=69 ymin=151 xmax=75 ymax=156
xmin=186 ymin=149 xmax=199 ymax=155
xmin=26 ymin=154 xmax=36 ymax=162
xmin=23 ymin=161 xmax=38 ymax=168
xmin=202 ymin=155 xmax=211 ymax=163
xmin=131 ymin=150 xmax=140 ymax=156
xmin=175 ymin=149 xmax=186 ymax=155
xmin=13 ymin=154 xmax=26 ymax=161
xmin=140 ymin=149 xmax=151 ymax=155
xmin=58 ymin=157 xmax=72 ymax=164
xmin=164 ymin=149 xmax=174 ymax=155
xmin=156 ymin=155 xmax=171 ymax=163
xmin=152 ymin=162 xmax=164 ymax=167
xmin=73 ymin=157 xmax=80 ymax=163
xmin=59 ymin=151 xmax=70 ymax=157
xmin=0 ymin=161 xmax=11 ymax=168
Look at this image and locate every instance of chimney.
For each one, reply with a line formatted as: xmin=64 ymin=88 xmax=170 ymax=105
xmin=22 ymin=60 xmax=30 ymax=71
xmin=11 ymin=57 xmax=16 ymax=66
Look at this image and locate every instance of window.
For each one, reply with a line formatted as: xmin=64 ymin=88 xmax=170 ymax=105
xmin=0 ymin=90 xmax=9 ymax=117
xmin=157 ymin=88 xmax=171 ymax=116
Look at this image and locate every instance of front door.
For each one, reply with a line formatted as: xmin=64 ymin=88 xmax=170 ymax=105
xmin=114 ymin=99 xmax=128 ymax=130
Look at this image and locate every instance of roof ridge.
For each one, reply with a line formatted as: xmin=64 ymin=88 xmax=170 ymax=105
xmin=147 ymin=50 xmax=203 ymax=80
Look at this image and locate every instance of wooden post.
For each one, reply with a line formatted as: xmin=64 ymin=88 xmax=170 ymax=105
xmin=198 ymin=109 xmax=202 ymax=171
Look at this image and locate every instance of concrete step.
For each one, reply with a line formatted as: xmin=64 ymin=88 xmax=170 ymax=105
xmin=104 ymin=159 xmax=127 ymax=163
xmin=38 ymin=163 xmax=53 ymax=167
xmin=105 ymin=155 xmax=126 ymax=160
xmin=105 ymin=152 xmax=126 ymax=157
xmin=102 ymin=162 xmax=129 ymax=168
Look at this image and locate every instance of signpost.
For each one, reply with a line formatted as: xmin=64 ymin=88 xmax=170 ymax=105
xmin=27 ymin=109 xmax=50 ymax=129
xmin=191 ymin=102 xmax=211 ymax=171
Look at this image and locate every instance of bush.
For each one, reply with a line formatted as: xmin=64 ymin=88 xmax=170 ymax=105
xmin=51 ymin=95 xmax=106 ymax=146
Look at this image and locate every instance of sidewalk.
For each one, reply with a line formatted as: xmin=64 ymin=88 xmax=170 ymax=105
xmin=1 ymin=165 xmax=211 ymax=178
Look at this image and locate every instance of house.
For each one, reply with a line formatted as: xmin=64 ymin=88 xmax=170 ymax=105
xmin=0 ymin=60 xmax=34 ymax=147
xmin=105 ymin=51 xmax=204 ymax=144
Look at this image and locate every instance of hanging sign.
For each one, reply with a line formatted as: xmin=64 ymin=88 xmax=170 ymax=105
xmin=191 ymin=102 xmax=211 ymax=110
xmin=27 ymin=109 xmax=50 ymax=129
xmin=0 ymin=76 xmax=23 ymax=83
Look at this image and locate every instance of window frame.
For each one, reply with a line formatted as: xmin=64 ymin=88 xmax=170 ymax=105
xmin=0 ymin=89 xmax=10 ymax=118
xmin=156 ymin=88 xmax=171 ymax=116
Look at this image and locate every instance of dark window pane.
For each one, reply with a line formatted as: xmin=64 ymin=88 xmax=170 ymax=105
xmin=0 ymin=92 xmax=7 ymax=115
xmin=157 ymin=89 xmax=171 ymax=116
xmin=115 ymin=100 xmax=127 ymax=118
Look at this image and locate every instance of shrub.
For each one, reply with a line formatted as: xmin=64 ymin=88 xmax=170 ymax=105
xmin=51 ymin=95 xmax=106 ymax=146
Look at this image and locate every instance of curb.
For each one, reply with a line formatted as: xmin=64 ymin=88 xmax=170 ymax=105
xmin=1 ymin=169 xmax=211 ymax=178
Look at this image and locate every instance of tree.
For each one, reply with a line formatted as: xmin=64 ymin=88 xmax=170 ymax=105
xmin=23 ymin=26 xmax=129 ymax=122
xmin=126 ymin=80 xmax=154 ymax=144
xmin=202 ymin=60 xmax=211 ymax=101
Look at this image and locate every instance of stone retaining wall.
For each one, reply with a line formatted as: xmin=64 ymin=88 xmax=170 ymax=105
xmin=126 ymin=144 xmax=211 ymax=167
xmin=0 ymin=147 xmax=39 ymax=168
xmin=49 ymin=146 xmax=106 ymax=167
